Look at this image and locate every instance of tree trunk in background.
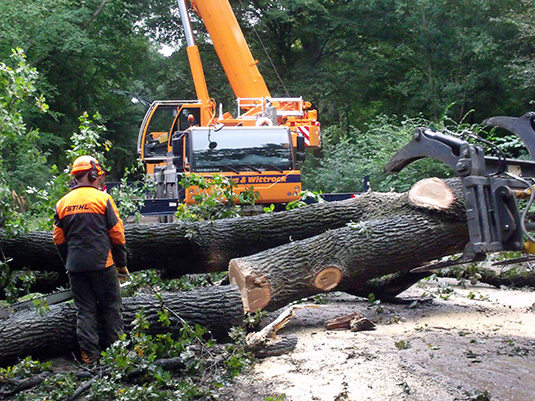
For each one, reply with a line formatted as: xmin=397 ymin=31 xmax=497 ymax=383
xmin=0 ymin=190 xmax=410 ymax=277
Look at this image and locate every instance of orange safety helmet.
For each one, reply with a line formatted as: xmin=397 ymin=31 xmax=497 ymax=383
xmin=71 ymin=155 xmax=104 ymax=180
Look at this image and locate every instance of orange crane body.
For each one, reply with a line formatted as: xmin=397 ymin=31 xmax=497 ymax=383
xmin=137 ymin=0 xmax=320 ymax=210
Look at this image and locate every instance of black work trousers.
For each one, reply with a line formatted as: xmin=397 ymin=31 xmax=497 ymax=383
xmin=69 ymin=266 xmax=123 ymax=359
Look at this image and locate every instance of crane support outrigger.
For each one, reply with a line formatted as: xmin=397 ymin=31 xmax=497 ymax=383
xmin=137 ymin=0 xmax=321 ymax=213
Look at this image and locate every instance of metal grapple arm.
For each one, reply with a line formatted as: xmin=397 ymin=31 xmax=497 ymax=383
xmin=385 ymin=113 xmax=535 ymax=271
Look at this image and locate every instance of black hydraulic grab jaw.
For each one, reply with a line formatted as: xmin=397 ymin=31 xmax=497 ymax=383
xmin=385 ymin=112 xmax=535 ymax=272
xmin=483 ymin=112 xmax=535 ymax=160
xmin=383 ymin=127 xmax=487 ymax=177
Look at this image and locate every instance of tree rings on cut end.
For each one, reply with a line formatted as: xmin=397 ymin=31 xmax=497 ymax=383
xmin=408 ymin=177 xmax=455 ymax=210
xmin=314 ymin=266 xmax=342 ymax=291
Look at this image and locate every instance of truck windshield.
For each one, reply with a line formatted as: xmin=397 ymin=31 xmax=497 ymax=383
xmin=190 ymin=127 xmax=293 ymax=172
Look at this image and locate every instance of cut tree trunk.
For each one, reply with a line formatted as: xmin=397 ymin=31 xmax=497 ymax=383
xmin=229 ymin=178 xmax=470 ymax=312
xmin=0 ymin=285 xmax=243 ymax=366
xmin=4 ymin=178 xmax=535 ymax=366
xmin=0 ymin=191 xmax=413 ymax=278
xmin=1 ymin=178 xmax=478 ymax=365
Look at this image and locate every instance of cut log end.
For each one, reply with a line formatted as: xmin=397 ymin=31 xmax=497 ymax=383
xmin=314 ymin=266 xmax=342 ymax=291
xmin=408 ymin=177 xmax=455 ymax=210
xmin=229 ymin=260 xmax=271 ymax=313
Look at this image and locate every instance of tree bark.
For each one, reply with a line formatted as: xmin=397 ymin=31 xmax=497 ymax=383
xmin=0 ymin=178 xmax=477 ymax=364
xmin=0 ymin=191 xmax=409 ymax=277
xmin=0 ymin=285 xmax=243 ymax=366
xmin=229 ymin=179 xmax=470 ymax=311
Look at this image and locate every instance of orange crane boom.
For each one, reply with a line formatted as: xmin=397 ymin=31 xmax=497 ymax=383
xmin=190 ymin=0 xmax=271 ymax=100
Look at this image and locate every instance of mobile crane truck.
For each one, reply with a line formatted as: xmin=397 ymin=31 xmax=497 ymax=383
xmin=137 ymin=0 xmax=322 ymax=215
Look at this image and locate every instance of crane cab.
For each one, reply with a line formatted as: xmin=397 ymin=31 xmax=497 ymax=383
xmin=137 ymin=100 xmax=203 ymax=174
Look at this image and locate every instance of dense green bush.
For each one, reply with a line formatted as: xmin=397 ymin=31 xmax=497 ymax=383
xmin=301 ymin=114 xmax=461 ymax=193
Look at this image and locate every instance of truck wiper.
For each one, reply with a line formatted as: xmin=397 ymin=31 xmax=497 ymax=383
xmin=237 ymin=164 xmax=262 ymax=173
xmin=222 ymin=165 xmax=240 ymax=174
xmin=260 ymin=163 xmax=284 ymax=172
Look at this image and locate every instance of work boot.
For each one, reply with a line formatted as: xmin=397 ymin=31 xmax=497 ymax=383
xmin=80 ymin=350 xmax=100 ymax=365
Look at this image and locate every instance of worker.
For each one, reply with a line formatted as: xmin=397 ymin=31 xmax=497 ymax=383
xmin=53 ymin=155 xmax=128 ymax=364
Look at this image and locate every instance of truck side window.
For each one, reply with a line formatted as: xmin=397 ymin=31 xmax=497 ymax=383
xmin=144 ymin=106 xmax=177 ymax=158
xmin=178 ymin=108 xmax=201 ymax=130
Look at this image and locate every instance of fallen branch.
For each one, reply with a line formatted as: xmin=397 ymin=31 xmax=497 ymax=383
xmin=325 ymin=311 xmax=375 ymax=331
xmin=440 ymin=265 xmax=535 ymax=289
xmin=246 ymin=304 xmax=321 ymax=357
xmin=0 ymin=372 xmax=51 ymax=398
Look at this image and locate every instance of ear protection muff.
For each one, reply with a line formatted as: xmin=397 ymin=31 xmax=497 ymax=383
xmin=88 ymin=160 xmax=103 ymax=182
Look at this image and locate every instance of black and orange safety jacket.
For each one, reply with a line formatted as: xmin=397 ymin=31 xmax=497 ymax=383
xmin=53 ymin=185 xmax=127 ymax=272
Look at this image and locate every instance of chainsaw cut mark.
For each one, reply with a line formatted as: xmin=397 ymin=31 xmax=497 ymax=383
xmin=229 ymin=261 xmax=271 ymax=312
xmin=314 ymin=266 xmax=342 ymax=291
xmin=408 ymin=177 xmax=454 ymax=210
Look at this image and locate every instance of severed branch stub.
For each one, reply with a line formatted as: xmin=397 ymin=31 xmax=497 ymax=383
xmin=408 ymin=177 xmax=455 ymax=210
xmin=314 ymin=266 xmax=343 ymax=291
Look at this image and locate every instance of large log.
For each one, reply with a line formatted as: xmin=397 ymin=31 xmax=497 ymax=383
xmin=229 ymin=178 xmax=470 ymax=311
xmin=1 ymin=179 xmax=472 ymax=364
xmin=0 ymin=285 xmax=244 ymax=366
xmin=0 ymin=191 xmax=408 ymax=277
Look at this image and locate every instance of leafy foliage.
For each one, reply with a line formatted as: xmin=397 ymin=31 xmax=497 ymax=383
xmin=66 ymin=112 xmax=111 ymax=168
xmin=120 ymin=270 xmax=227 ymax=298
xmin=175 ymin=174 xmax=259 ymax=221
xmin=0 ymin=356 xmax=52 ymax=379
xmin=109 ymin=161 xmax=155 ymax=223
xmin=1 ymin=309 xmax=253 ymax=400
xmin=0 ymin=48 xmax=49 ymax=234
xmin=0 ymin=49 xmax=50 ymax=302
xmin=284 ymin=190 xmax=325 ymax=211
xmin=302 ymin=114 xmax=460 ymax=193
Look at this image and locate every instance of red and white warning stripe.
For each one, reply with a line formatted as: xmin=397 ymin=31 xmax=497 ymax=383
xmin=297 ymin=126 xmax=311 ymax=146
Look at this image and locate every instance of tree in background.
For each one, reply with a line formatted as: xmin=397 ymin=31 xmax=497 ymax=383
xmin=0 ymin=49 xmax=50 ymax=234
xmin=0 ymin=0 xmax=164 ymax=175
xmin=301 ymin=113 xmax=456 ymax=193
xmin=233 ymin=0 xmax=533 ymax=127
xmin=1 ymin=0 xmax=535 ymax=192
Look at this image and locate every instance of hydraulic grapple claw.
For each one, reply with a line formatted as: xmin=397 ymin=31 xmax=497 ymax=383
xmin=483 ymin=112 xmax=535 ymax=159
xmin=386 ymin=113 xmax=535 ymax=269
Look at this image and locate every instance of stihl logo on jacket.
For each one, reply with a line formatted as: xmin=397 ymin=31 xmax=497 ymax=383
xmin=53 ymin=185 xmax=127 ymax=272
xmin=64 ymin=204 xmax=91 ymax=213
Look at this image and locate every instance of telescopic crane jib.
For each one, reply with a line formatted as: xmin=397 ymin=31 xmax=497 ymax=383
xmin=177 ymin=0 xmax=321 ymax=141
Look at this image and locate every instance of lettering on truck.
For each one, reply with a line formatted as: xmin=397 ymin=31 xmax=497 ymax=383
xmin=238 ymin=176 xmax=287 ymax=184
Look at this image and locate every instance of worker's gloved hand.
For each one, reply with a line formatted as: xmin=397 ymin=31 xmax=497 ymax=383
xmin=116 ymin=266 xmax=131 ymax=284
xmin=116 ymin=266 xmax=129 ymax=275
xmin=525 ymin=240 xmax=535 ymax=255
